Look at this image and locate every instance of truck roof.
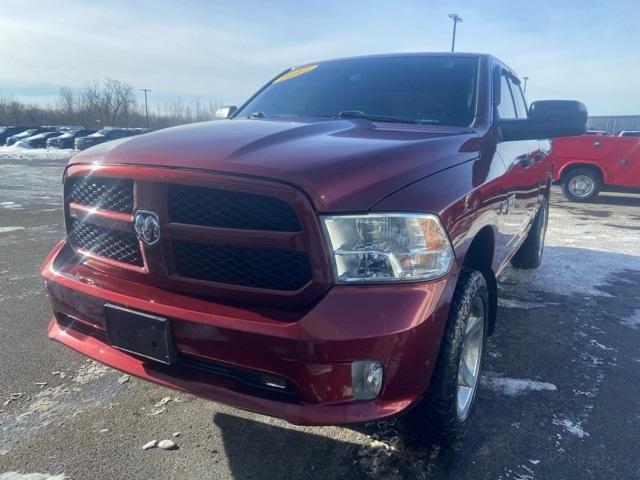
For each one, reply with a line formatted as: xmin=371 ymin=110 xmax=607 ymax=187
xmin=301 ymin=51 xmax=493 ymax=67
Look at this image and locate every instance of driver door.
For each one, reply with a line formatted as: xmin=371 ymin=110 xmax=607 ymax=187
xmin=495 ymin=71 xmax=542 ymax=256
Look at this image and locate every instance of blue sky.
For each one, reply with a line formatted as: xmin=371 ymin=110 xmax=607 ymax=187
xmin=0 ymin=0 xmax=638 ymax=115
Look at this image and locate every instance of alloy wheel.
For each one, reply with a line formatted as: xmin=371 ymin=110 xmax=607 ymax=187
xmin=456 ymin=296 xmax=485 ymax=421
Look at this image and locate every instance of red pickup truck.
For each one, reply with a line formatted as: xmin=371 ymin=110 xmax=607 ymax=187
xmin=41 ymin=53 xmax=585 ymax=443
xmin=550 ymin=134 xmax=640 ymax=201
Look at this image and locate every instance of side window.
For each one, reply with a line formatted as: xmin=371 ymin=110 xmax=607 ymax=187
xmin=497 ymin=75 xmax=517 ymax=119
xmin=511 ymin=80 xmax=528 ymax=118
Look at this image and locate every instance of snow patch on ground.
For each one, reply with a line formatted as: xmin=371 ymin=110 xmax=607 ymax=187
xmin=0 ymin=227 xmax=24 ymax=233
xmin=589 ymin=339 xmax=615 ymax=351
xmin=501 ymin=247 xmax=640 ymax=299
xmin=482 ymin=373 xmax=557 ymax=396
xmin=0 ymin=474 xmax=67 ymax=480
xmin=552 ymin=417 xmax=590 ymax=438
xmin=573 ymin=389 xmax=596 ymax=398
xmin=0 ymin=202 xmax=23 ymax=210
xmin=498 ymin=298 xmax=556 ymax=309
xmin=72 ymin=361 xmax=109 ymax=384
xmin=0 ymin=147 xmax=74 ymax=161
xmin=547 ymin=204 xmax=640 ymax=257
xmin=621 ymin=309 xmax=640 ymax=330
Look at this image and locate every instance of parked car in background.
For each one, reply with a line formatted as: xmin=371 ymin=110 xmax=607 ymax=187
xmin=550 ymin=134 xmax=640 ymax=201
xmin=618 ymin=130 xmax=640 ymax=137
xmin=47 ymin=129 xmax=96 ymax=149
xmin=14 ymin=131 xmax=63 ymax=149
xmin=0 ymin=126 xmax=36 ymax=144
xmin=74 ymin=127 xmax=151 ymax=150
xmin=5 ymin=127 xmax=55 ymax=146
xmin=43 ymin=125 xmax=85 ymax=131
xmin=42 ymin=53 xmax=586 ymax=444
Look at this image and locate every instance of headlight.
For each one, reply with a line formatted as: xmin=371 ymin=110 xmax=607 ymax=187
xmin=321 ymin=213 xmax=454 ymax=283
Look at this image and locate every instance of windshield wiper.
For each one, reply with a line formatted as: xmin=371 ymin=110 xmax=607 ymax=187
xmin=244 ymin=112 xmax=299 ymax=120
xmin=335 ymin=111 xmax=440 ymax=125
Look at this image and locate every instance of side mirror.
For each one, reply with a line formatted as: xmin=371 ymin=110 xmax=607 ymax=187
xmin=215 ymin=105 xmax=238 ymax=119
xmin=499 ymin=100 xmax=588 ymax=141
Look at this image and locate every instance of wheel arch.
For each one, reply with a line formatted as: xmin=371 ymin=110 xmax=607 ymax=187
xmin=460 ymin=226 xmax=498 ymax=335
xmin=558 ymin=161 xmax=607 ymax=185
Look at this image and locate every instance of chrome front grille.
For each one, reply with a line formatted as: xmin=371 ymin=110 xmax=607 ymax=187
xmin=68 ymin=218 xmax=143 ymax=266
xmin=66 ymin=177 xmax=134 ymax=213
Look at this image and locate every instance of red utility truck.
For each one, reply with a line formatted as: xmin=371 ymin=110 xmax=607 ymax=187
xmin=41 ymin=53 xmax=586 ymax=443
xmin=550 ymin=134 xmax=640 ymax=201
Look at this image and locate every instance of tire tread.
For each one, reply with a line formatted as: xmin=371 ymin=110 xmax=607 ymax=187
xmin=406 ymin=269 xmax=488 ymax=445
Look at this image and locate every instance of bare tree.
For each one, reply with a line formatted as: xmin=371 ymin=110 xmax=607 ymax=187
xmin=0 ymin=79 xmax=222 ymax=129
xmin=56 ymin=87 xmax=75 ymax=117
xmin=79 ymin=81 xmax=104 ymax=127
xmin=104 ymin=78 xmax=136 ymax=126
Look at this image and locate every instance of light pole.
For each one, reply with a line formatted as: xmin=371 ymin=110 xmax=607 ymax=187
xmin=448 ymin=13 xmax=462 ymax=52
xmin=522 ymin=76 xmax=529 ymax=93
xmin=140 ymin=88 xmax=152 ymax=128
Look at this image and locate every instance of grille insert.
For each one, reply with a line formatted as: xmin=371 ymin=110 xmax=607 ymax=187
xmin=66 ymin=177 xmax=134 ymax=213
xmin=68 ymin=219 xmax=142 ymax=266
xmin=173 ymin=241 xmax=311 ymax=290
xmin=168 ymin=185 xmax=300 ymax=231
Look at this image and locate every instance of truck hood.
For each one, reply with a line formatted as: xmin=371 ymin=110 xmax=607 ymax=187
xmin=69 ymin=118 xmax=479 ymax=211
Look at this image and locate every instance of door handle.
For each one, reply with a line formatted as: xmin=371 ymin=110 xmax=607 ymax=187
xmin=593 ymin=140 xmax=601 ymax=148
xmin=618 ymin=158 xmax=628 ymax=165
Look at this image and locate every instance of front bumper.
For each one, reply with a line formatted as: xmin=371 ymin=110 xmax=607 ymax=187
xmin=42 ymin=240 xmax=454 ymax=425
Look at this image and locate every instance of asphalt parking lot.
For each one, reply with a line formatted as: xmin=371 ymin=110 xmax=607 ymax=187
xmin=0 ymin=152 xmax=639 ymax=480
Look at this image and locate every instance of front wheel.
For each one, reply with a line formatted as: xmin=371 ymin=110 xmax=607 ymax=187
xmin=562 ymin=168 xmax=601 ymax=202
xmin=406 ymin=269 xmax=488 ymax=445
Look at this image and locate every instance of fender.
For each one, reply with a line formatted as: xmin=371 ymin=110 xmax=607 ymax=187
xmin=554 ymin=160 xmax=608 ymax=183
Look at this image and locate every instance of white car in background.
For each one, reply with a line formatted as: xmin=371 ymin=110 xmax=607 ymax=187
xmin=13 ymin=131 xmax=63 ymax=149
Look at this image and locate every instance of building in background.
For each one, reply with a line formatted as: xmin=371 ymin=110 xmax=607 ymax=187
xmin=587 ymin=115 xmax=640 ymax=135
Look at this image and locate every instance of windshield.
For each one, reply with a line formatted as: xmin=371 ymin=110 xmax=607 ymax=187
xmin=236 ymin=56 xmax=478 ymax=126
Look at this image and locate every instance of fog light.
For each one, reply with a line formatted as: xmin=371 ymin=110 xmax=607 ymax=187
xmin=351 ymin=360 xmax=383 ymax=400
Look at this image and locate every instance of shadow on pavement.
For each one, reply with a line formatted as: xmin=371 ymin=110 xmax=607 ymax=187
xmin=214 ymin=411 xmax=461 ymax=479
xmin=214 ymin=412 xmax=365 ymax=479
xmin=554 ymin=191 xmax=640 ymax=208
xmin=592 ymin=192 xmax=640 ymax=207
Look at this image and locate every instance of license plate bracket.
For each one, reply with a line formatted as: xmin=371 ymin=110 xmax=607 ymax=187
xmin=104 ymin=304 xmax=177 ymax=365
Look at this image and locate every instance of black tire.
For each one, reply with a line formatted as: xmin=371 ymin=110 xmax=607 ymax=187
xmin=511 ymin=197 xmax=548 ymax=269
xmin=561 ymin=167 xmax=601 ymax=202
xmin=405 ymin=269 xmax=488 ymax=445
